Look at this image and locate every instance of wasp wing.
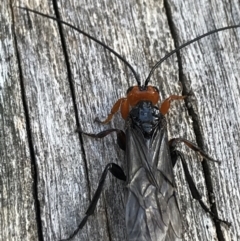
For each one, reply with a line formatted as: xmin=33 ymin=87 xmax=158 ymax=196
xmin=125 ymin=126 xmax=182 ymax=241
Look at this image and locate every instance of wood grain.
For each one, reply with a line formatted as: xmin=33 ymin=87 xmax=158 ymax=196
xmin=1 ymin=0 xmax=239 ymax=240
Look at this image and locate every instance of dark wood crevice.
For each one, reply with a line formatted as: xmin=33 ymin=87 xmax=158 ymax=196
xmin=163 ymin=0 xmax=225 ymax=240
xmin=10 ymin=1 xmax=44 ymax=240
xmin=51 ymin=0 xmax=92 ymax=201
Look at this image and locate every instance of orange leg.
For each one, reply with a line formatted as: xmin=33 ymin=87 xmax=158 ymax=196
xmin=95 ymin=97 xmax=128 ymax=124
xmin=160 ymin=95 xmax=186 ymax=115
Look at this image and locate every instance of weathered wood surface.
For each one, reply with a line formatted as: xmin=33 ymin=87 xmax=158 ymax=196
xmin=1 ymin=0 xmax=239 ymax=240
xmin=0 ymin=1 xmax=38 ymax=241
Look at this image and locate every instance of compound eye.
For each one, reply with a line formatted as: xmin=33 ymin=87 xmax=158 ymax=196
xmin=126 ymin=86 xmax=134 ymax=94
xmin=153 ymin=86 xmax=159 ymax=93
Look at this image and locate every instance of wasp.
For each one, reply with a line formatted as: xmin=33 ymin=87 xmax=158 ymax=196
xmin=19 ymin=7 xmax=239 ymax=241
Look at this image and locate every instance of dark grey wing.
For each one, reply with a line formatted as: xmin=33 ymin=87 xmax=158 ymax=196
xmin=125 ymin=127 xmax=182 ymax=241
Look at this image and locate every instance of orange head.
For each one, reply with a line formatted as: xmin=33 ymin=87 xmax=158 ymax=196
xmin=126 ymin=85 xmax=160 ymax=107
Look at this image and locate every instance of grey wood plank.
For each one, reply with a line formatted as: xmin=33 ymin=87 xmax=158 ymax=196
xmin=9 ymin=0 xmax=240 ymax=240
xmin=14 ymin=1 xmax=88 ymax=241
xmin=56 ymin=1 xmax=183 ymax=240
xmin=167 ymin=1 xmax=240 ymax=240
xmin=0 ymin=1 xmax=38 ymax=240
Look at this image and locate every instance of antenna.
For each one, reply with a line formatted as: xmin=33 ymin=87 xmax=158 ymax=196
xmin=18 ymin=7 xmax=141 ymax=86
xmin=19 ymin=7 xmax=239 ymax=88
xmin=144 ymin=25 xmax=240 ymax=86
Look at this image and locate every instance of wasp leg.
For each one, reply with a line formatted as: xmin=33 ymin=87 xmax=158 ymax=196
xmin=76 ymin=128 xmax=126 ymax=151
xmin=160 ymin=95 xmax=186 ymax=115
xmin=95 ymin=97 xmax=128 ymax=124
xmin=169 ymin=147 xmax=230 ymax=226
xmin=169 ymin=137 xmax=220 ymax=163
xmin=60 ymin=163 xmax=126 ymax=241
